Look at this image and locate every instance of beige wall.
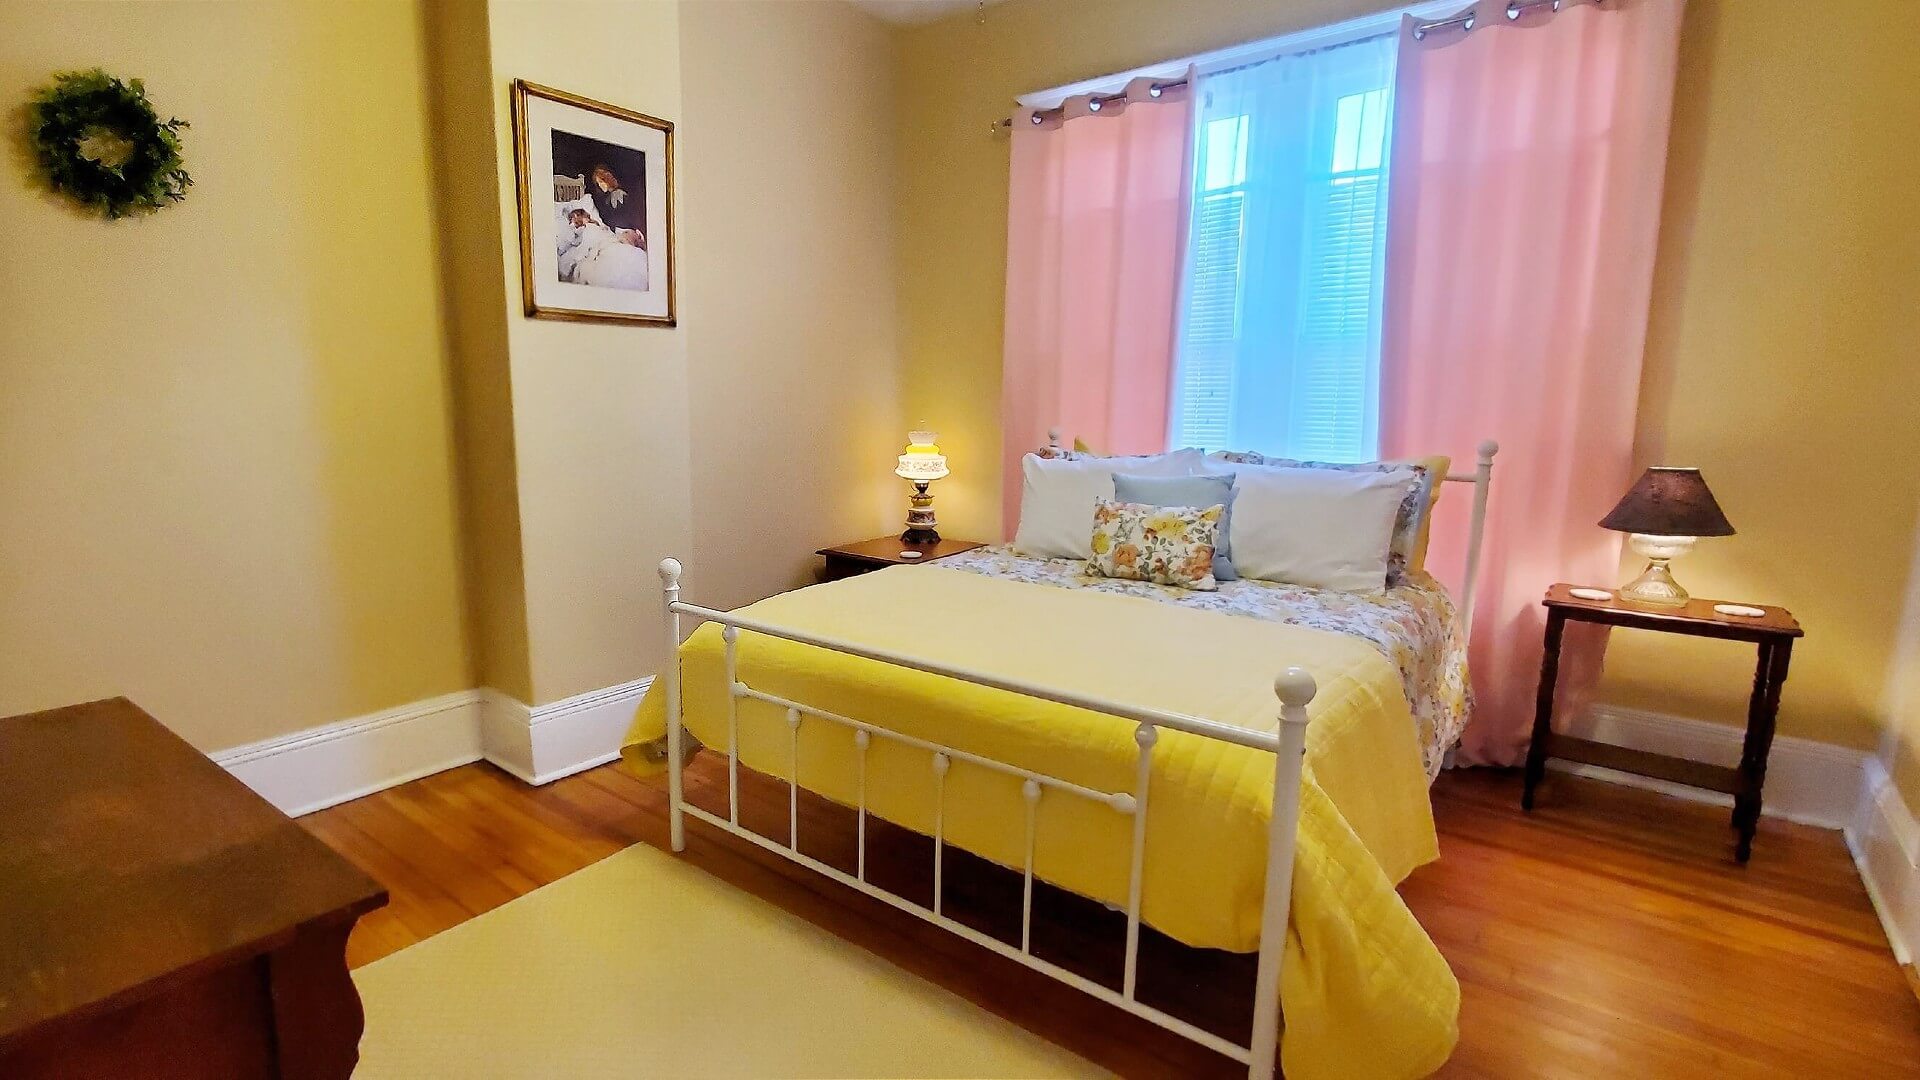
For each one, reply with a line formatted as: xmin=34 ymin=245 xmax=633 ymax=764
xmin=893 ymin=0 xmax=1920 ymax=757
xmin=1888 ymin=521 xmax=1920 ymax=810
xmin=1600 ymin=0 xmax=1920 ymax=755
xmin=0 ymin=0 xmax=904 ymax=746
xmin=468 ymin=0 xmax=901 ymax=703
xmin=0 ymin=1 xmax=471 ymax=750
xmin=680 ymin=0 xmax=902 ymax=612
xmin=481 ymin=1 xmax=694 ymax=707
xmin=426 ymin=0 xmax=532 ymax=703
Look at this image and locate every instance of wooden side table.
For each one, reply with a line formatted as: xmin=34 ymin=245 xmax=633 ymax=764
xmin=817 ymin=537 xmax=985 ymax=581
xmin=1522 ymin=583 xmax=1803 ymax=862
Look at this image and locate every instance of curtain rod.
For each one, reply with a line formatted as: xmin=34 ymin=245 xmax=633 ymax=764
xmin=1413 ymin=0 xmax=1597 ymax=40
xmin=995 ymin=80 xmax=1182 ymax=130
xmin=995 ymin=0 xmax=1598 ymax=130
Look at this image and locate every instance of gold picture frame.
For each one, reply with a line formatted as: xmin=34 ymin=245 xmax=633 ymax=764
xmin=512 ymin=80 xmax=676 ymax=327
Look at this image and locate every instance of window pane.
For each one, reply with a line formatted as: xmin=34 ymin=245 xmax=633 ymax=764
xmin=1200 ymin=115 xmax=1248 ymax=192
xmin=1331 ymin=88 xmax=1389 ymax=175
xmin=1171 ymin=189 xmax=1247 ymax=448
xmin=1332 ymin=94 xmax=1364 ymax=175
xmin=1355 ymin=89 xmax=1387 ymax=172
xmin=1169 ymin=38 xmax=1395 ymax=462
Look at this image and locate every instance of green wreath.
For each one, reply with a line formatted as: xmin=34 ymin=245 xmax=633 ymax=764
xmin=29 ymin=69 xmax=191 ymax=219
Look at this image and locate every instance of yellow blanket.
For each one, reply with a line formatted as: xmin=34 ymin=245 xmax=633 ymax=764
xmin=628 ymin=567 xmax=1458 ymax=1078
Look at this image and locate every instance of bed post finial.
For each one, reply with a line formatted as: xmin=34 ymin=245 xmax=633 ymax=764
xmin=1046 ymin=426 xmax=1062 ymax=449
xmin=1477 ymin=439 xmax=1500 ymax=466
xmin=1273 ymin=668 xmax=1316 ymax=715
xmin=658 ymin=557 xmax=682 ymax=588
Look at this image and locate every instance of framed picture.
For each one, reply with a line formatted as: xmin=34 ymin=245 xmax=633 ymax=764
xmin=511 ymin=80 xmax=675 ymax=326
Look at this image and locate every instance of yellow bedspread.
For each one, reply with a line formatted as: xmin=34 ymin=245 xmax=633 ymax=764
xmin=627 ymin=567 xmax=1458 ymax=1078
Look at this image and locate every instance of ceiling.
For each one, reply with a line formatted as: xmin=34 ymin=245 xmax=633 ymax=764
xmin=846 ymin=0 xmax=1008 ymax=26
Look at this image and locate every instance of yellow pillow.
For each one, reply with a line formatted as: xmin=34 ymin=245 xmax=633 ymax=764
xmin=1072 ymin=437 xmax=1099 ymax=455
xmin=1399 ymin=454 xmax=1451 ymax=575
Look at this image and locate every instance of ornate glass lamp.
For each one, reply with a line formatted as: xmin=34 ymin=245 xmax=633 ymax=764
xmin=1599 ymin=467 xmax=1735 ymax=606
xmin=895 ymin=428 xmax=949 ymax=543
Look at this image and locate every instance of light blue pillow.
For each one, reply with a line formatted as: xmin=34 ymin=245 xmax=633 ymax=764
xmin=1112 ymin=472 xmax=1238 ymax=581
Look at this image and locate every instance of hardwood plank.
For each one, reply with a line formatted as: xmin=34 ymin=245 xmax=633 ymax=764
xmin=301 ymin=757 xmax=1920 ymax=1077
xmin=300 ymin=812 xmax=469 ymax=966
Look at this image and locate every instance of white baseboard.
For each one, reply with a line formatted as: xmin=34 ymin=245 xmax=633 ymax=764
xmin=478 ymin=688 xmax=538 ymax=782
xmin=213 ymin=690 xmax=484 ymax=817
xmin=212 ymin=678 xmax=652 ymax=816
xmin=532 ymin=676 xmax=650 ymax=779
xmin=1551 ymin=704 xmax=1867 ymax=830
xmin=1847 ymin=756 xmax=1920 ymax=966
xmin=481 ymin=677 xmax=651 ymax=786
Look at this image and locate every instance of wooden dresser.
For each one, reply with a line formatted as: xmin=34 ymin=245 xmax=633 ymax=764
xmin=0 ymin=698 xmax=386 ymax=1079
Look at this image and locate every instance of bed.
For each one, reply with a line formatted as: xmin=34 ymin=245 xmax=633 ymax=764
xmin=626 ymin=440 xmax=1496 ymax=1080
xmin=933 ymin=545 xmax=1473 ymax=782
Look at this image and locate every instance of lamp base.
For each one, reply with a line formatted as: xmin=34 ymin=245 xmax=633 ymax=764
xmin=1617 ymin=533 xmax=1697 ymax=607
xmin=901 ymin=481 xmax=939 ymax=544
xmin=1618 ymin=558 xmax=1688 ymax=606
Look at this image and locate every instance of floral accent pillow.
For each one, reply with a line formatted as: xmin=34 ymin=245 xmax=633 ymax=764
xmin=1086 ymin=498 xmax=1225 ymax=591
xmin=1211 ymin=452 xmax=1432 ymax=584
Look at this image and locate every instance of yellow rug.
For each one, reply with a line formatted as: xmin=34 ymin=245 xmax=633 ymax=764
xmin=352 ymin=843 xmax=1105 ymax=1078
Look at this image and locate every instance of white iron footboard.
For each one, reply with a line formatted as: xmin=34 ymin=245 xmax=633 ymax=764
xmin=657 ymin=557 xmax=1315 ymax=1080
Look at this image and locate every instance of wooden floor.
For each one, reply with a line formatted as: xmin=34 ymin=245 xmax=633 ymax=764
xmin=303 ymin=756 xmax=1920 ymax=1078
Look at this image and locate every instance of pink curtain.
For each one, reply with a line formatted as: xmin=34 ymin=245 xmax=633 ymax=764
xmin=1380 ymin=0 xmax=1686 ymax=765
xmin=1001 ymin=77 xmax=1193 ymax=536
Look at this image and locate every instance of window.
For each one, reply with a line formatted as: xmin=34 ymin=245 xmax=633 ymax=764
xmin=1169 ymin=37 xmax=1396 ymax=461
xmin=1174 ymin=116 xmax=1251 ymax=450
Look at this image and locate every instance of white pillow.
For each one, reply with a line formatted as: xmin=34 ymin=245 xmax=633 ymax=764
xmin=1013 ymin=449 xmax=1202 ymax=559
xmin=1229 ymin=464 xmax=1418 ymax=592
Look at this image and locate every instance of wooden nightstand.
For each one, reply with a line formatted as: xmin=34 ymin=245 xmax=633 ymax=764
xmin=817 ymin=537 xmax=985 ymax=582
xmin=1522 ymin=583 xmax=1803 ymax=863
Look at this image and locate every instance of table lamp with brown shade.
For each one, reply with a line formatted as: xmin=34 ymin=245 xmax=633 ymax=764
xmin=1599 ymin=466 xmax=1736 ymax=606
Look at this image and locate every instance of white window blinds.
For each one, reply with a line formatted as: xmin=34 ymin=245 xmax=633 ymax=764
xmin=1169 ymin=36 xmax=1396 ymax=461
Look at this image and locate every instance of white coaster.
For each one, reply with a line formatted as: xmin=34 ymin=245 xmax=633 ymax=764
xmin=1568 ymin=587 xmax=1613 ymax=601
xmin=898 ymin=550 xmax=924 ymax=560
xmin=1713 ymin=603 xmax=1765 ymax=618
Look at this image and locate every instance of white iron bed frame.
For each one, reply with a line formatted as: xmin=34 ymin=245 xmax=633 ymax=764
xmin=656 ymin=440 xmax=1497 ymax=1080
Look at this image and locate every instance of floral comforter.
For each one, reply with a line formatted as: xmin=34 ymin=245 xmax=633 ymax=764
xmin=933 ymin=546 xmax=1471 ymax=779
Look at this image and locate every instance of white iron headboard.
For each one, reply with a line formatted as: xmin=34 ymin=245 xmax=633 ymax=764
xmin=1439 ymin=440 xmax=1500 ymax=635
xmin=1036 ymin=427 xmax=1499 ymax=639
